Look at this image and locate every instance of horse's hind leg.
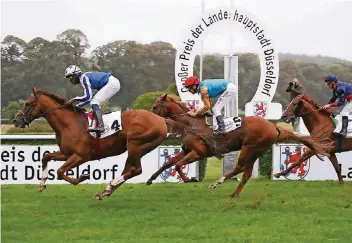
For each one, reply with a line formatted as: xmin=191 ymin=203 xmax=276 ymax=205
xmin=208 ymin=164 xmax=244 ymax=189
xmin=230 ymin=149 xmax=261 ymax=197
xmin=208 ymin=145 xmax=257 ymax=189
xmin=94 ymin=137 xmax=165 ymax=200
xmin=208 ymin=146 xmax=259 ymax=198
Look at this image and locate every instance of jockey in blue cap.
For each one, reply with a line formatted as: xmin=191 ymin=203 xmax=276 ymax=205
xmin=64 ymin=65 xmax=121 ymax=133
xmin=322 ymin=74 xmax=352 ymax=137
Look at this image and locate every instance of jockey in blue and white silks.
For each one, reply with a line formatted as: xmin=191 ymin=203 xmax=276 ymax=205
xmin=184 ymin=76 xmax=237 ymax=134
xmin=322 ymin=73 xmax=352 ymax=137
xmin=64 ymin=65 xmax=121 ymax=133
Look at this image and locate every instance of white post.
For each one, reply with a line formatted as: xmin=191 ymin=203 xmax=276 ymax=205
xmin=222 ymin=55 xmax=239 ymax=178
xmin=199 ymin=0 xmax=205 ymax=81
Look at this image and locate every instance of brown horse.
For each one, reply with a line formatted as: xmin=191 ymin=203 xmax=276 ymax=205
xmin=148 ymin=94 xmax=332 ymax=197
xmin=12 ymin=87 xmax=217 ymax=200
xmin=274 ymin=92 xmax=351 ymax=183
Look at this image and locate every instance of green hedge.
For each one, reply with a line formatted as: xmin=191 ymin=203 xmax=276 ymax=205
xmin=259 ymin=149 xmax=272 ymax=178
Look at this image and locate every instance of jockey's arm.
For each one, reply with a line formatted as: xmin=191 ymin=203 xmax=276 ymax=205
xmin=196 ymin=86 xmax=211 ymax=116
xmin=329 ymin=89 xmax=345 ymax=107
xmin=71 ymin=75 xmax=93 ymax=107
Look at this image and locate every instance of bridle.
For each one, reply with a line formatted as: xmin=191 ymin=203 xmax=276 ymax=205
xmin=15 ymin=92 xmax=71 ymax=126
xmin=283 ymin=98 xmax=326 ymax=122
xmin=151 ymin=98 xmax=198 ymax=128
xmin=152 ymin=98 xmax=188 ymax=119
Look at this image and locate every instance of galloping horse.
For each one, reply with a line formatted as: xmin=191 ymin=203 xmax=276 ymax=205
xmin=12 ymin=87 xmax=218 ymax=200
xmin=148 ymin=94 xmax=332 ymax=197
xmin=274 ymin=92 xmax=351 ymax=183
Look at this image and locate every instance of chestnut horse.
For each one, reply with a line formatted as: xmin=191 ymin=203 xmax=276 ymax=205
xmin=148 ymin=94 xmax=332 ymax=197
xmin=274 ymin=92 xmax=351 ymax=183
xmin=12 ymin=87 xmax=218 ymax=200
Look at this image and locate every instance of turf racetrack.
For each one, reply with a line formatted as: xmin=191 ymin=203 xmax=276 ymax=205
xmin=2 ymin=158 xmax=352 ymax=243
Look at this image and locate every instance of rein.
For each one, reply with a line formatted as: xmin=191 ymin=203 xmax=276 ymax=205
xmin=17 ymin=93 xmax=84 ymax=131
xmin=155 ymin=99 xmax=197 ymax=128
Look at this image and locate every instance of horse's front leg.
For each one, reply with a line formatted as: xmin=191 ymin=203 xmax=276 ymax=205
xmin=39 ymin=151 xmax=68 ymax=192
xmin=146 ymin=151 xmax=186 ymax=185
xmin=174 ymin=150 xmax=201 ymax=183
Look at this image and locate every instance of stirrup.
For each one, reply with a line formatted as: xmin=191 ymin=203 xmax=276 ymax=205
xmin=214 ymin=128 xmax=225 ymax=134
xmin=89 ymin=125 xmax=105 ymax=132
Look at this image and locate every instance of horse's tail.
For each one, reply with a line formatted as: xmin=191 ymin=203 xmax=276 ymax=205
xmin=275 ymin=126 xmax=333 ymax=161
xmin=164 ymin=118 xmax=222 ymax=154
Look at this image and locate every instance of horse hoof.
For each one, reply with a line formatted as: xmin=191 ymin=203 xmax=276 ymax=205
xmin=208 ymin=184 xmax=216 ymax=190
xmin=38 ymin=185 xmax=46 ymax=192
xmin=273 ymin=173 xmax=281 ymax=178
xmin=145 ymin=180 xmax=153 ymax=186
xmin=93 ymin=194 xmax=103 ymax=200
xmin=191 ymin=177 xmax=198 ymax=182
xmin=80 ymin=174 xmax=90 ymax=181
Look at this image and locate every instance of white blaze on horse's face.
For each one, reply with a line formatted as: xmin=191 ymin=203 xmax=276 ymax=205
xmin=282 ymin=98 xmax=300 ymax=123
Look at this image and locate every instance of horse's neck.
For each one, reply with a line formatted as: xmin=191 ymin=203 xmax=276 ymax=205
xmin=301 ymin=106 xmax=333 ymax=134
xmin=40 ymin=99 xmax=85 ymax=134
xmin=172 ymin=113 xmax=208 ymax=128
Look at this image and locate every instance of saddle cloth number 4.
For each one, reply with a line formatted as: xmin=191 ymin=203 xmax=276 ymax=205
xmin=87 ymin=111 xmax=123 ymax=138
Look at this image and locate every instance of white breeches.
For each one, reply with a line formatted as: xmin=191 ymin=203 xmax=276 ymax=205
xmin=90 ymin=76 xmax=121 ymax=107
xmin=340 ymin=101 xmax=352 ymax=116
xmin=211 ymin=82 xmax=237 ymax=126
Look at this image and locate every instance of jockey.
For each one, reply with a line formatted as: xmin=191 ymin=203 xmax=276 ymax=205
xmin=184 ymin=76 xmax=236 ymax=134
xmin=322 ymin=74 xmax=352 ymax=137
xmin=64 ymin=65 xmax=121 ymax=133
xmin=287 ymin=78 xmax=304 ymax=100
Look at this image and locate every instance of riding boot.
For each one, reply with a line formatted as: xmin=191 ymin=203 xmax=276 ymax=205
xmin=215 ymin=115 xmax=225 ymax=134
xmin=339 ymin=116 xmax=348 ymax=137
xmin=89 ymin=104 xmax=105 ymax=134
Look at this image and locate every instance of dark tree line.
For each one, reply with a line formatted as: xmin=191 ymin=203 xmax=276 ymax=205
xmin=2 ymin=29 xmax=352 ymax=118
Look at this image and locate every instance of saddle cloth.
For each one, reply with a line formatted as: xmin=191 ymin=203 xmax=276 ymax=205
xmin=333 ymin=115 xmax=352 ymax=138
xmin=86 ymin=111 xmax=122 ymax=138
xmin=207 ymin=116 xmax=242 ymax=134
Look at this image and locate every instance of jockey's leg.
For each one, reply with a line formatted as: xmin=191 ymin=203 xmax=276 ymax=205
xmin=339 ymin=102 xmax=352 ymax=137
xmin=211 ymin=82 xmax=237 ymax=133
xmin=89 ymin=76 xmax=121 ymax=133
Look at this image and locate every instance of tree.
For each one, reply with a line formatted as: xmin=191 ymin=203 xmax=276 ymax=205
xmin=1 ymin=35 xmax=27 ymax=65
xmin=2 ymin=100 xmax=25 ymax=119
xmin=56 ymin=29 xmax=90 ymax=67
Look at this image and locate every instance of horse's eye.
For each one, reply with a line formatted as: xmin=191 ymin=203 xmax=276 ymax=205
xmin=152 ymin=105 xmax=156 ymax=110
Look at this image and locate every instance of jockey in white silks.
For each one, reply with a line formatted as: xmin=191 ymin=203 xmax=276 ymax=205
xmin=64 ymin=65 xmax=121 ymax=133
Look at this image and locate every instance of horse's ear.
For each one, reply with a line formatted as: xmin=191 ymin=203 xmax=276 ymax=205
xmin=161 ymin=94 xmax=167 ymax=101
xmin=32 ymin=86 xmax=37 ymax=95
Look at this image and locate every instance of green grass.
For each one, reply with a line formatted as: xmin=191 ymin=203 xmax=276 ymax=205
xmin=2 ymin=158 xmax=352 ymax=243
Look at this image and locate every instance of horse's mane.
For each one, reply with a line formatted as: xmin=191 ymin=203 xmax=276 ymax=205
xmin=298 ymin=93 xmax=333 ymax=116
xmin=37 ymin=90 xmax=86 ymax=112
xmin=166 ymin=95 xmax=190 ymax=111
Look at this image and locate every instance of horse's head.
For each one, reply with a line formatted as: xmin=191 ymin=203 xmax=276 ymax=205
xmin=285 ymin=78 xmax=303 ymax=93
xmin=281 ymin=94 xmax=308 ymax=123
xmin=151 ymin=94 xmax=190 ymax=118
xmin=13 ymin=87 xmax=86 ymax=128
xmin=13 ymin=87 xmax=45 ymax=128
xmin=281 ymin=93 xmax=332 ymax=123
